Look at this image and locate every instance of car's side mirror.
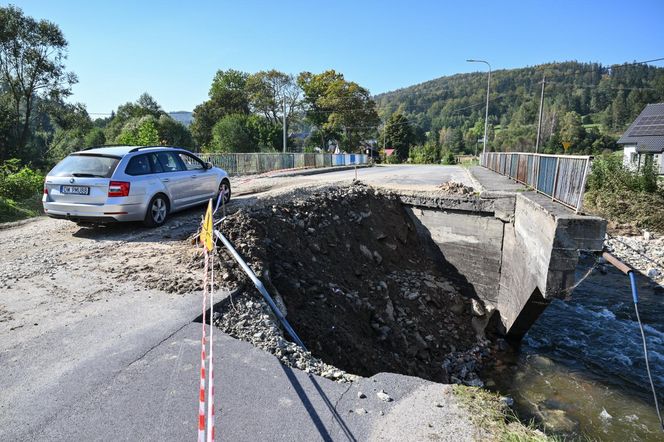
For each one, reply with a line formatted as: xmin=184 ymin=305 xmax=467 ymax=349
xmin=205 ymin=162 xmax=213 ymax=169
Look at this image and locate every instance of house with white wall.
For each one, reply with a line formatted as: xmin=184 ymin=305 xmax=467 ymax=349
xmin=618 ymin=103 xmax=664 ymax=175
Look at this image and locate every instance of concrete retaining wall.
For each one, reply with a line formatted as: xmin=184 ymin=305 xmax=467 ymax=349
xmin=405 ymin=207 xmax=504 ymax=306
xmin=400 ymin=180 xmax=606 ymax=339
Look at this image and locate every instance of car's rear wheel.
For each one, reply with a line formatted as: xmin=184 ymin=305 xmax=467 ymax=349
xmin=218 ymin=179 xmax=231 ymax=205
xmin=144 ymin=194 xmax=169 ymax=227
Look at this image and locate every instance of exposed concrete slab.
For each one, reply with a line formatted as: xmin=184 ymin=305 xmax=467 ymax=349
xmin=398 ymin=191 xmax=496 ymax=214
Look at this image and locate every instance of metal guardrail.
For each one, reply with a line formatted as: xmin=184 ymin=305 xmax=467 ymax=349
xmin=481 ymin=152 xmax=591 ymax=212
xmin=196 ymin=152 xmax=368 ymax=176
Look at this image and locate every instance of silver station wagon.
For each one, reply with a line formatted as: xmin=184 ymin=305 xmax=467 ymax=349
xmin=43 ymin=146 xmax=231 ymax=226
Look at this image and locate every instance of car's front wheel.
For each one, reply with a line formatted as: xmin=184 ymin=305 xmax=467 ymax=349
xmin=143 ymin=194 xmax=169 ymax=227
xmin=218 ymin=179 xmax=231 ymax=205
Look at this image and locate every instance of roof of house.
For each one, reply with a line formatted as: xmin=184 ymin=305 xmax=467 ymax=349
xmin=617 ymin=103 xmax=664 ymax=153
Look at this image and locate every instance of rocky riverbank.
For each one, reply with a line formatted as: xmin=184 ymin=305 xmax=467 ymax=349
xmin=605 ymin=229 xmax=664 ymax=286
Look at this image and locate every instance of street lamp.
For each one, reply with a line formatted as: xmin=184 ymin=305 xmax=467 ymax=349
xmin=466 ymin=59 xmax=491 ymax=155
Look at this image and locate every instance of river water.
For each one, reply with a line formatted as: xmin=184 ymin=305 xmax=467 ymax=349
xmin=484 ymin=256 xmax=664 ymax=441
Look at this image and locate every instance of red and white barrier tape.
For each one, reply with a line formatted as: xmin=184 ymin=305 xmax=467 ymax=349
xmin=198 ymin=200 xmax=218 ymax=441
xmin=206 ymin=251 xmax=216 ymax=442
xmin=197 ymin=249 xmax=209 ymax=442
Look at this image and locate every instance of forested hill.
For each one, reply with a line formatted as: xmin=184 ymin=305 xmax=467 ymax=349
xmin=374 ymin=61 xmax=664 ymax=154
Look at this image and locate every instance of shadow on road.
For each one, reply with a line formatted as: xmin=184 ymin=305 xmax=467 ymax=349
xmin=279 ymin=363 xmax=357 ymax=442
xmin=68 ymin=196 xmax=257 ymax=244
xmin=307 ymin=373 xmax=357 ymax=442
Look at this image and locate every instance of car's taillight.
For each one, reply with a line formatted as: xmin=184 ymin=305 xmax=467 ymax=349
xmin=43 ymin=187 xmax=48 ymax=195
xmin=108 ymin=181 xmax=130 ymax=197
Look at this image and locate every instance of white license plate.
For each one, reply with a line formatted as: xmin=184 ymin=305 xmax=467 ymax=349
xmin=61 ymin=185 xmax=90 ymax=195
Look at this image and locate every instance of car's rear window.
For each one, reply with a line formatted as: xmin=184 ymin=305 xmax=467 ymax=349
xmin=155 ymin=152 xmax=185 ymax=172
xmin=49 ymin=154 xmax=120 ymax=178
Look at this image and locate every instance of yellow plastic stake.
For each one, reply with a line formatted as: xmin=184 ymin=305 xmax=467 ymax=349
xmin=201 ymin=199 xmax=214 ymax=251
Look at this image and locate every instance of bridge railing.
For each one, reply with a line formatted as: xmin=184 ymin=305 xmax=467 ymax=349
xmin=480 ymin=152 xmax=591 ymax=212
xmin=195 ymin=153 xmax=368 ymax=176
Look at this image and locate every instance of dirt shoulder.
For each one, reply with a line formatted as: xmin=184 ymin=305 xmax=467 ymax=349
xmin=0 ymin=175 xmax=335 ymax=336
xmin=0 ymin=212 xmax=206 ymax=340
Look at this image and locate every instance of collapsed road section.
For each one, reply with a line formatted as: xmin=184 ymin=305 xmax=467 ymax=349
xmin=214 ymin=183 xmax=492 ymax=385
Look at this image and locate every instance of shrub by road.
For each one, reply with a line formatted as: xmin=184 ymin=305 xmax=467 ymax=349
xmin=0 ymin=159 xmax=44 ymax=223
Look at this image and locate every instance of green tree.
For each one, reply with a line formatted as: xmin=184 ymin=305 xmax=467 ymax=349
xmin=42 ymin=101 xmax=92 ymax=161
xmin=298 ymin=70 xmax=379 ymax=151
xmin=135 ymin=93 xmax=163 ymax=116
xmin=0 ymin=97 xmax=13 ymax=158
xmin=559 ymin=111 xmax=585 ymax=149
xmin=611 ymin=91 xmax=628 ymax=130
xmin=464 ymin=119 xmax=485 ymax=154
xmin=298 ymin=70 xmax=345 ymax=148
xmin=408 ymin=141 xmax=440 ymax=164
xmin=439 ymin=127 xmax=465 ymax=153
xmin=210 ymin=114 xmax=257 ymax=153
xmin=84 ymin=127 xmax=105 ymax=147
xmin=245 ymin=70 xmax=302 ymax=151
xmin=191 ymin=69 xmax=250 ymax=147
xmin=441 ymin=150 xmax=457 ymax=165
xmin=321 ymin=80 xmax=379 ymax=151
xmin=246 ymin=70 xmax=301 ymax=126
xmin=246 ymin=115 xmax=280 ymax=151
xmin=105 ymin=93 xmax=165 ymax=142
xmin=0 ymin=5 xmax=77 ymax=157
xmin=384 ymin=112 xmax=413 ymax=160
xmin=157 ymin=115 xmax=193 ymax=147
xmin=137 ymin=119 xmax=159 ymax=145
xmin=117 ymin=116 xmax=160 ymax=146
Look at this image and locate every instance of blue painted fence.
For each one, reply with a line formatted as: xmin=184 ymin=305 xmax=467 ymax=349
xmin=196 ymin=153 xmax=368 ymax=176
xmin=481 ymin=152 xmax=591 ymax=212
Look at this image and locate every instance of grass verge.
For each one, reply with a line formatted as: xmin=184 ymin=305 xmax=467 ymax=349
xmin=584 ymin=188 xmax=664 ymax=234
xmin=0 ymin=194 xmax=43 ymax=223
xmin=452 ymin=385 xmax=555 ymax=441
xmin=458 ymin=158 xmax=480 ymax=168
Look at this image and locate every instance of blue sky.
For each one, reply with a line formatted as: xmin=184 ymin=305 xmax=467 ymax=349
xmin=8 ymin=0 xmax=664 ymax=115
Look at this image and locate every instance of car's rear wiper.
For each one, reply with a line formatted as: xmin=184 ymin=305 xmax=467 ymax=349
xmin=71 ymin=173 xmax=105 ymax=177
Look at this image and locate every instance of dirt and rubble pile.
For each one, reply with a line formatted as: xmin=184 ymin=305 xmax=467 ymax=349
xmin=437 ymin=181 xmax=475 ymax=195
xmin=215 ymin=291 xmax=360 ymax=382
xmin=215 ymin=183 xmax=491 ymax=384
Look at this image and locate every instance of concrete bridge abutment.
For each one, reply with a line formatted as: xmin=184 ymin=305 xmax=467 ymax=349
xmin=399 ymin=167 xmax=606 ymax=339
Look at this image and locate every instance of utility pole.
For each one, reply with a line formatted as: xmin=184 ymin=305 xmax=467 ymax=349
xmin=382 ymin=125 xmax=387 ymax=163
xmin=466 ymin=59 xmax=491 ymax=155
xmin=282 ymin=96 xmax=287 ymax=153
xmin=535 ymin=74 xmax=546 ymax=153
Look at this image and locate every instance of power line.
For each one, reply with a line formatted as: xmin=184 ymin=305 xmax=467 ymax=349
xmin=545 ymin=81 xmax=658 ymax=92
xmin=540 ymin=57 xmax=664 ymax=81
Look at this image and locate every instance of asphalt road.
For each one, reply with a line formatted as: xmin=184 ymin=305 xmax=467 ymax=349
xmin=0 ymin=165 xmax=482 ymax=441
xmin=271 ymin=164 xmax=475 ymax=190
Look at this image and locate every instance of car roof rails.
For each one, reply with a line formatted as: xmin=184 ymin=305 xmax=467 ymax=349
xmin=128 ymin=146 xmax=192 ymax=153
xmin=82 ymin=144 xmax=131 ymax=151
